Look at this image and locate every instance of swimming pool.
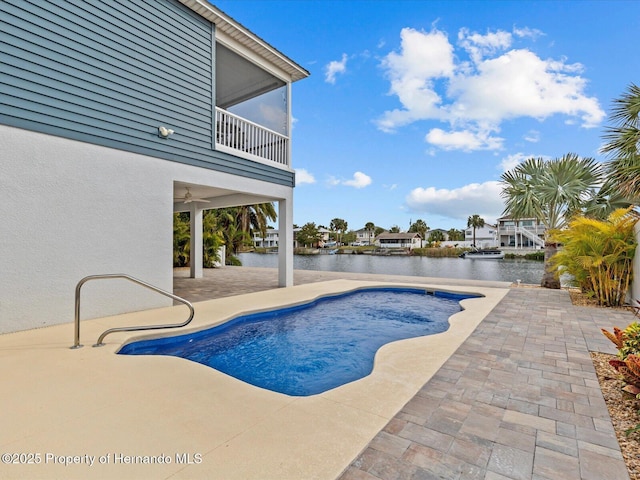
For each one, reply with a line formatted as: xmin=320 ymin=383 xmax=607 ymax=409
xmin=119 ymin=287 xmax=478 ymax=396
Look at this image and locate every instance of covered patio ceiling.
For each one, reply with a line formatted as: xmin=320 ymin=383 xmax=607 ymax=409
xmin=173 ymin=181 xmax=278 ymax=213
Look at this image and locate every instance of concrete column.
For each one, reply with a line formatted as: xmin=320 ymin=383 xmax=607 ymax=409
xmin=278 ymin=197 xmax=293 ymax=287
xmin=190 ymin=204 xmax=203 ymax=279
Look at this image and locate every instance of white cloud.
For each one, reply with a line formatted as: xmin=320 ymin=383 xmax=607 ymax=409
xmin=327 ymin=171 xmax=372 ymax=188
xmin=326 ymin=176 xmax=341 ymax=187
xmin=295 ymin=168 xmax=316 ymax=185
xmin=497 ymin=152 xmax=551 ymax=172
xmin=513 ymin=26 xmax=544 ymax=40
xmin=343 ymin=171 xmax=372 ymax=188
xmin=376 ymin=26 xmax=605 ymax=151
xmin=405 ymin=181 xmax=504 ymax=223
xmin=448 ymin=49 xmax=603 ymax=126
xmin=325 ymin=53 xmax=348 ymax=84
xmin=524 ymin=130 xmax=540 ymax=143
xmin=426 ymin=128 xmax=504 ymax=151
xmin=458 ymin=28 xmax=512 ymax=63
xmin=498 ymin=153 xmax=529 ymax=172
xmin=376 ymin=28 xmax=455 ymax=132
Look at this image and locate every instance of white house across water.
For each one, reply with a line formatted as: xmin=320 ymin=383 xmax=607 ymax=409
xmin=0 ymin=0 xmax=309 ymax=333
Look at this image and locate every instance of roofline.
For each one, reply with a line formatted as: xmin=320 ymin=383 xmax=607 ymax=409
xmin=178 ymin=0 xmax=310 ymax=82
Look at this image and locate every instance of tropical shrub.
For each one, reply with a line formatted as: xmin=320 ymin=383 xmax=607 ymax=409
xmin=603 ymin=322 xmax=640 ymax=360
xmin=602 ymin=322 xmax=640 ymax=394
xmin=173 ymin=213 xmax=190 ymax=267
xmin=225 ymin=255 xmax=242 ymax=266
xmin=203 ymin=211 xmax=223 ymax=268
xmin=550 ymin=208 xmax=637 ymax=306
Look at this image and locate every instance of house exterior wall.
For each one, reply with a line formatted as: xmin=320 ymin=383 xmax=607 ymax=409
xmin=0 ymin=125 xmax=293 ymax=334
xmin=464 ymin=226 xmax=498 ymax=247
xmin=375 ymin=235 xmax=421 ymax=249
xmin=355 ymin=229 xmax=375 ymax=245
xmin=0 ymin=0 xmax=304 ymax=334
xmin=253 ymin=229 xmax=279 ymax=247
xmin=0 ymin=0 xmax=294 ymax=187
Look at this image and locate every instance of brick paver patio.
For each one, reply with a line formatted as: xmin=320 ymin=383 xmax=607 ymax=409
xmin=339 ymin=287 xmax=633 ymax=480
xmin=174 ymin=267 xmax=635 ymax=480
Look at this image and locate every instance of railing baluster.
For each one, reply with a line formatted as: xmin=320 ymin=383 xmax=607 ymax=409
xmin=214 ymin=107 xmax=288 ymax=167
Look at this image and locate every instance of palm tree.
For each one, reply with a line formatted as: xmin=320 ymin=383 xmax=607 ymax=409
xmin=447 ymin=228 xmax=465 ymax=241
xmin=500 ymin=153 xmax=605 ymax=289
xmin=466 ymin=214 xmax=485 ymax=247
xmin=237 ymin=203 xmax=277 ymax=239
xmin=364 ymin=221 xmax=375 ymax=245
xmin=581 ymin=179 xmax=632 ymax=220
xmin=330 ymin=218 xmax=348 ymax=246
xmin=602 ymin=83 xmax=640 ymax=199
xmin=428 ymin=230 xmax=445 ymax=243
xmin=409 ymin=219 xmax=428 ymax=247
xmin=203 ymin=210 xmax=224 ymax=267
xmin=297 ymin=222 xmax=321 ymax=247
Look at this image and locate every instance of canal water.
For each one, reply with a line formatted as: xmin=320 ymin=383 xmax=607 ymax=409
xmin=237 ymin=252 xmax=546 ymax=285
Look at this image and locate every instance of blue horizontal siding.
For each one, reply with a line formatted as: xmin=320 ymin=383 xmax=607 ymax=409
xmin=0 ymin=0 xmax=294 ymax=187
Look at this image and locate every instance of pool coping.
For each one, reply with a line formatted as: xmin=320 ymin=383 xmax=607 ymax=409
xmin=0 ymin=279 xmax=508 ymax=479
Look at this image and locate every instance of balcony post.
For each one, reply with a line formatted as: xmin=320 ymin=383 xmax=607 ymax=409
xmin=287 ymin=82 xmax=292 ymax=169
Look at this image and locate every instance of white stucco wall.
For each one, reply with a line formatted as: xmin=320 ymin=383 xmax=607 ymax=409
xmin=0 ymin=126 xmax=293 ymax=334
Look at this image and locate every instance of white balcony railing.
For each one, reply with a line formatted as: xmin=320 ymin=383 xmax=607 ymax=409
xmin=215 ymin=107 xmax=289 ymax=168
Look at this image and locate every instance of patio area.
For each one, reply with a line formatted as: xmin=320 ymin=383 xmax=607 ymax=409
xmin=176 ymin=267 xmax=635 ymax=479
xmin=0 ymin=266 xmax=635 ymax=479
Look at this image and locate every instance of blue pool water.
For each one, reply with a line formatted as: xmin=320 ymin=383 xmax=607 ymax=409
xmin=119 ymin=288 xmax=478 ymax=396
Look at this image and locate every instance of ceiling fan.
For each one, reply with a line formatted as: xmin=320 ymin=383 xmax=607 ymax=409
xmin=174 ymin=187 xmax=210 ymax=204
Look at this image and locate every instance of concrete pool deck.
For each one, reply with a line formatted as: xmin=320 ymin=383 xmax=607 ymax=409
xmin=0 ymin=267 xmax=635 ymax=479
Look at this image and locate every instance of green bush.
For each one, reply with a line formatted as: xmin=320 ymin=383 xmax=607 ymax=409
xmin=524 ymin=251 xmax=544 ymax=261
xmin=551 ymin=208 xmax=637 ymax=307
xmin=619 ymin=322 xmax=640 ymax=360
xmin=225 ymin=255 xmax=242 ymax=266
xmin=412 ymin=247 xmax=464 ymax=257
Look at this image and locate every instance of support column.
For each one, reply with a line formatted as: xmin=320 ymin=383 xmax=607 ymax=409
xmin=190 ymin=204 xmax=203 ymax=279
xmin=278 ymin=197 xmax=293 ymax=287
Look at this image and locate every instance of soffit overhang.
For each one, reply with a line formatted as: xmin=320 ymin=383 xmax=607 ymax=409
xmin=178 ymin=0 xmax=310 ymax=83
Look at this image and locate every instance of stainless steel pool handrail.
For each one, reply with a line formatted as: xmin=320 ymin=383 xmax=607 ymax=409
xmin=71 ymin=274 xmax=195 ymax=349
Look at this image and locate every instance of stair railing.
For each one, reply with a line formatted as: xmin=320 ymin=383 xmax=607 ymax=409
xmin=71 ymin=274 xmax=194 ymax=349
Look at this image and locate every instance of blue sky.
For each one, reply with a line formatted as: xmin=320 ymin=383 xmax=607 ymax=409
xmin=213 ymin=0 xmax=640 ymax=231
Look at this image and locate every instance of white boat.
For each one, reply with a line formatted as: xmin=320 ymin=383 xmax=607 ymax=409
xmin=459 ymin=248 xmax=504 ymax=259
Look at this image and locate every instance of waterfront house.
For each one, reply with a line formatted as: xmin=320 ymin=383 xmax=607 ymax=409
xmin=374 ymin=232 xmax=422 ymax=250
xmin=253 ymin=229 xmax=280 ymax=248
xmin=353 ymin=227 xmax=380 ymax=245
xmin=0 ymin=0 xmax=309 ymax=333
xmin=425 ymin=228 xmax=450 ymax=241
xmin=254 ymin=227 xmax=331 ymax=249
xmin=496 ymin=217 xmax=545 ymax=249
xmin=464 ymin=225 xmax=499 ymax=248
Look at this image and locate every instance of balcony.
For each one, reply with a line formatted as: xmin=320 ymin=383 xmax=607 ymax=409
xmin=215 ymin=40 xmax=294 ymax=170
xmin=216 ymin=107 xmax=289 ymax=168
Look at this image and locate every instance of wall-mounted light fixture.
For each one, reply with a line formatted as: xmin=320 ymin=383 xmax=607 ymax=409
xmin=158 ymin=126 xmax=174 ymax=139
